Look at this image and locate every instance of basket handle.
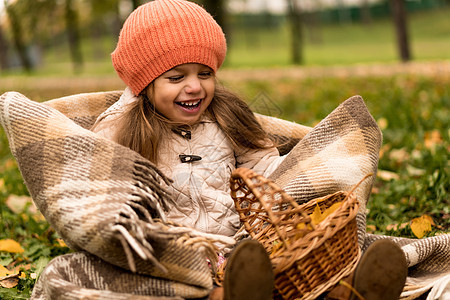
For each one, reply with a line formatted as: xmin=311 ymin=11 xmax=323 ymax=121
xmin=231 ymin=168 xmax=296 ymax=250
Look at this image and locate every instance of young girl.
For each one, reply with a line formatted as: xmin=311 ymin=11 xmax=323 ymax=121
xmin=92 ymin=0 xmax=285 ymax=238
xmin=92 ymin=1 xmax=407 ymax=299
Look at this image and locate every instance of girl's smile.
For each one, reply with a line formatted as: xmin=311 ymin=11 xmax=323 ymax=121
xmin=148 ymin=63 xmax=215 ymax=125
xmin=175 ymin=98 xmax=202 ymax=111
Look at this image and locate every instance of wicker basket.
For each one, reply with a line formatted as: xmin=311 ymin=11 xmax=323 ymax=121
xmin=230 ymin=168 xmax=361 ymax=300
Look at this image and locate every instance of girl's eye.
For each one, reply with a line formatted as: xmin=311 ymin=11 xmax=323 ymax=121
xmin=168 ymin=75 xmax=183 ymax=82
xmin=199 ymin=71 xmax=213 ymax=79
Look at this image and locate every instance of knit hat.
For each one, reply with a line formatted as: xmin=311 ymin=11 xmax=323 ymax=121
xmin=111 ymin=0 xmax=227 ymax=96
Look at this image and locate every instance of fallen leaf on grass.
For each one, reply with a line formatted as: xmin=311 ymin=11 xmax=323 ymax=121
xmin=424 ymin=130 xmax=442 ymax=150
xmin=0 ymin=274 xmax=20 ymax=288
xmin=0 ymin=264 xmax=29 ymax=277
xmin=406 ymin=165 xmax=426 ymax=177
xmin=377 ymin=170 xmax=400 ymax=181
xmin=411 ymin=215 xmax=435 ymax=239
xmin=389 ymin=148 xmax=410 ymax=163
xmin=377 ymin=118 xmax=388 ymax=130
xmin=3 ymin=158 xmax=17 ymax=170
xmin=386 ymin=222 xmax=409 ymax=231
xmin=5 ymin=194 xmax=36 ymax=214
xmin=55 ymin=238 xmax=68 ymax=248
xmin=0 ymin=265 xmax=12 ymax=277
xmin=0 ymin=239 xmax=25 ymax=253
xmin=366 ymin=225 xmax=377 ymax=233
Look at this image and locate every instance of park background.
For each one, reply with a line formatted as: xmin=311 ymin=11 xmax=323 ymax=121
xmin=0 ymin=0 xmax=449 ymax=298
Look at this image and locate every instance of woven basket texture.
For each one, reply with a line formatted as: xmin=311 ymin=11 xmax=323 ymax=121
xmin=230 ymin=168 xmax=361 ymax=300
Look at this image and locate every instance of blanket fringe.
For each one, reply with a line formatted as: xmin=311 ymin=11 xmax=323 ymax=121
xmin=115 ymin=202 xmax=236 ymax=274
xmin=112 ymin=158 xmax=238 ymax=274
xmin=113 ymin=224 xmax=168 ymax=273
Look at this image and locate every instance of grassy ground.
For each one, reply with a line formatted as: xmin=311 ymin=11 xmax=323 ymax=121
xmin=0 ymin=6 xmax=449 ymax=300
xmin=226 ymin=6 xmax=450 ymax=67
xmin=0 ymin=64 xmax=449 ymax=299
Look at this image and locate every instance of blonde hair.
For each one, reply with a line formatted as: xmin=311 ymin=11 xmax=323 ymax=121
xmin=111 ymin=84 xmax=273 ymax=163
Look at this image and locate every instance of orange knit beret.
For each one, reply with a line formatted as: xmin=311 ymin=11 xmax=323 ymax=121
xmin=111 ymin=0 xmax=227 ymax=95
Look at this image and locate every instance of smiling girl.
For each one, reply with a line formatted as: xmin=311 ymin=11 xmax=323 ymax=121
xmin=92 ymin=0 xmax=285 ymax=240
xmin=82 ymin=1 xmax=410 ymax=299
xmin=91 ymin=2 xmax=282 ymax=297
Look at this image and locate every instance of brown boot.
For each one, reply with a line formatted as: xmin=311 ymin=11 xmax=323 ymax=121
xmin=223 ymin=239 xmax=274 ymax=300
xmin=349 ymin=239 xmax=407 ymax=300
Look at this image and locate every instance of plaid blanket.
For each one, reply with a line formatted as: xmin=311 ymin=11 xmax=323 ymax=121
xmin=0 ymin=91 xmax=448 ymax=299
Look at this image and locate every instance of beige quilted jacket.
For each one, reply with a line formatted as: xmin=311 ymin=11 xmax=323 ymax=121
xmin=93 ymin=88 xmax=285 ymax=236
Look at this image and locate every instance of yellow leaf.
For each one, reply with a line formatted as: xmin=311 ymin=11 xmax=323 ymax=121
xmin=0 ymin=239 xmax=25 ymax=253
xmin=311 ymin=202 xmax=343 ymax=226
xmin=0 ymin=265 xmax=11 ymax=277
xmin=411 ymin=215 xmax=433 ymax=239
xmin=377 ymin=117 xmax=388 ymax=130
xmin=366 ymin=225 xmax=377 ymax=233
xmin=296 ymin=223 xmax=306 ymax=230
xmin=321 ymin=202 xmax=342 ymax=220
xmin=424 ymin=130 xmax=442 ymax=149
xmin=0 ymin=178 xmax=5 ymax=193
xmin=55 ymin=238 xmax=68 ymax=248
xmin=310 ymin=204 xmax=324 ymax=225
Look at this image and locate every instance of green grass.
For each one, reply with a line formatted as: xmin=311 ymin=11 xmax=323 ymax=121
xmin=1 ymin=70 xmax=449 ymax=298
xmin=226 ymin=7 xmax=450 ymax=68
xmin=0 ymin=6 xmax=449 ymax=299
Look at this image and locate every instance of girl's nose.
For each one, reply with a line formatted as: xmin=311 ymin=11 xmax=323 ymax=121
xmin=184 ymin=77 xmax=202 ymax=94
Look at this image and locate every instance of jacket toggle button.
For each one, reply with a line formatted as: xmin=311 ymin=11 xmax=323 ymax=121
xmin=172 ymin=128 xmax=191 ymax=139
xmin=179 ymin=154 xmax=202 ymax=163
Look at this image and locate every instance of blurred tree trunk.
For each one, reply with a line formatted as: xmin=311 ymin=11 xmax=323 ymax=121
xmin=390 ymin=0 xmax=411 ymax=62
xmin=337 ymin=0 xmax=351 ymax=24
xmin=287 ymin=0 xmax=303 ymax=65
xmin=202 ymin=0 xmax=229 ymax=38
xmin=5 ymin=1 xmax=32 ymax=72
xmin=131 ymin=0 xmax=140 ymax=10
xmin=90 ymin=1 xmax=107 ymax=60
xmin=360 ymin=0 xmax=372 ymax=25
xmin=305 ymin=11 xmax=322 ymax=44
xmin=0 ymin=24 xmax=9 ymax=70
xmin=65 ymin=0 xmax=83 ymax=73
xmin=113 ymin=1 xmax=123 ymax=38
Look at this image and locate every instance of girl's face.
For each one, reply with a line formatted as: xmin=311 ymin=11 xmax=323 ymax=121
xmin=147 ymin=63 xmax=215 ymax=125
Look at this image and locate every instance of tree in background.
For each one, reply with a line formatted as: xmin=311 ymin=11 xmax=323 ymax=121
xmin=287 ymin=0 xmax=304 ymax=65
xmin=90 ymin=0 xmax=122 ymax=59
xmin=201 ymin=0 xmax=229 ymax=38
xmin=360 ymin=0 xmax=372 ymax=25
xmin=390 ymin=0 xmax=411 ymax=62
xmin=131 ymin=0 xmax=141 ymax=10
xmin=65 ymin=0 xmax=83 ymax=73
xmin=0 ymin=22 xmax=9 ymax=70
xmin=4 ymin=0 xmax=32 ymax=72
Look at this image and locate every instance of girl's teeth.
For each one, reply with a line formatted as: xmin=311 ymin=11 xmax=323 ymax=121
xmin=179 ymin=100 xmax=201 ymax=107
